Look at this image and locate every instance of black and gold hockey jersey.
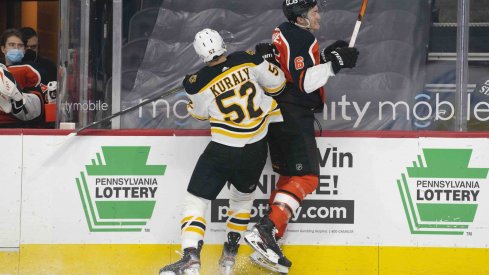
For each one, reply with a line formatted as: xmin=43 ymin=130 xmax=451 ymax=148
xmin=183 ymin=51 xmax=285 ymax=147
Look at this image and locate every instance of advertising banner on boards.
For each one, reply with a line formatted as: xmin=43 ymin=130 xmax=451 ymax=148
xmin=0 ymin=135 xmax=22 ymax=247
xmin=18 ymin=135 xmax=489 ymax=247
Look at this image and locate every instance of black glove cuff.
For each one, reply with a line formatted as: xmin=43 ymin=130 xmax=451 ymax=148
xmin=327 ymin=51 xmax=342 ymax=74
xmin=262 ymin=52 xmax=274 ymax=61
xmin=320 ymin=50 xmax=329 ymax=64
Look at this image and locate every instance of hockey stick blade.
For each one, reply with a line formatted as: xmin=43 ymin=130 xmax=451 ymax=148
xmin=349 ymin=0 xmax=369 ymax=47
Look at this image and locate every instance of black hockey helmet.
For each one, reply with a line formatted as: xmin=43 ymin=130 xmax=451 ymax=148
xmin=282 ymin=0 xmax=318 ymax=23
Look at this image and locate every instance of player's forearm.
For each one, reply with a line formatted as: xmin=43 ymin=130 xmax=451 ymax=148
xmin=303 ymin=63 xmax=335 ymax=93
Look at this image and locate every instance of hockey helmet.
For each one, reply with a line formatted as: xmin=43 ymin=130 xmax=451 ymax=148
xmin=193 ymin=28 xmax=227 ymax=63
xmin=282 ymin=0 xmax=318 ymax=23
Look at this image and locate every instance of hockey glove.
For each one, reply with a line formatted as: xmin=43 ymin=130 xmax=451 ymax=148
xmin=255 ymin=43 xmax=280 ymax=67
xmin=320 ymin=40 xmax=348 ymax=64
xmin=0 ymin=68 xmax=23 ymax=113
xmin=0 ymin=70 xmax=22 ymax=101
xmin=324 ymin=47 xmax=359 ymax=74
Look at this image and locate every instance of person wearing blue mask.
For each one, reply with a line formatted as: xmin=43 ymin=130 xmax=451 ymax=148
xmin=1 ymin=29 xmax=25 ymax=66
xmin=0 ymin=29 xmax=55 ymax=128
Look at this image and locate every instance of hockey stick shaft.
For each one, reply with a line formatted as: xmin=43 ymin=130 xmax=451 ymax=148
xmin=349 ymin=0 xmax=369 ymax=47
xmin=70 ymin=86 xmax=183 ymax=136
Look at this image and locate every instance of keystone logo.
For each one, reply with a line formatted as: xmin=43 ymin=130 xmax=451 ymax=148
xmin=76 ymin=146 xmax=166 ymax=232
xmin=397 ymin=148 xmax=488 ymax=235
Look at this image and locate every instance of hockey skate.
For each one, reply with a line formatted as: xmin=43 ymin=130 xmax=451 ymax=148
xmin=244 ymin=216 xmax=291 ymax=269
xmin=249 ymin=250 xmax=290 ymax=274
xmin=159 ymin=241 xmax=203 ymax=275
xmin=218 ymin=232 xmax=241 ymax=275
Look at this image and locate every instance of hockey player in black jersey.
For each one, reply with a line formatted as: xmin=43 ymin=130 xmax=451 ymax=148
xmin=158 ymin=28 xmax=285 ymax=275
xmin=245 ymin=0 xmax=360 ymax=273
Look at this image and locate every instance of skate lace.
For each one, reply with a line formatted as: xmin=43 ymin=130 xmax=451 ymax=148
xmin=272 ymin=227 xmax=284 ymax=253
xmin=175 ymin=250 xmax=183 ymax=257
xmin=272 ymin=228 xmax=278 ymax=241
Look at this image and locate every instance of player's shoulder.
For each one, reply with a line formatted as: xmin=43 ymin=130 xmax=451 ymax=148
xmin=227 ymin=50 xmax=264 ymax=67
xmin=8 ymin=64 xmax=41 ymax=88
xmin=183 ymin=51 xmax=264 ymax=94
xmin=277 ymin=22 xmax=316 ymax=47
xmin=8 ymin=63 xmax=41 ymax=77
xmin=182 ymin=66 xmax=215 ymax=95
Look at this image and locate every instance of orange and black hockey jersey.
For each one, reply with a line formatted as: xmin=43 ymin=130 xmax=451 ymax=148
xmin=273 ymin=22 xmax=334 ymax=111
xmin=183 ymin=51 xmax=286 ymax=147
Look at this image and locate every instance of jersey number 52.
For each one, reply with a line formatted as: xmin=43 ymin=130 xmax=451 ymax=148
xmin=215 ymin=81 xmax=263 ymax=123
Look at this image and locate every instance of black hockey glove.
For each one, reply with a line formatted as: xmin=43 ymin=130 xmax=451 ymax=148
xmin=324 ymin=47 xmax=359 ymax=74
xmin=320 ymin=40 xmax=348 ymax=64
xmin=255 ymin=43 xmax=280 ymax=67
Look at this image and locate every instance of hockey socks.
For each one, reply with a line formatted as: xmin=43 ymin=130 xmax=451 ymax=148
xmin=269 ymin=175 xmax=291 ymax=204
xmin=219 ymin=186 xmax=254 ymax=273
xmin=180 ymin=193 xmax=210 ymax=250
xmin=225 ymin=186 xmax=254 ymax=239
xmin=269 ymin=175 xmax=318 ymax=238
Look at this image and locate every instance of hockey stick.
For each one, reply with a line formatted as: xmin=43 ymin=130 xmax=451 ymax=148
xmin=66 ymin=85 xmax=184 ymax=137
xmin=349 ymin=0 xmax=369 ymax=47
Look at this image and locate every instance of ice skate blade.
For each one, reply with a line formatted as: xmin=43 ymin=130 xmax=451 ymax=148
xmin=159 ymin=265 xmax=200 ymax=275
xmin=244 ymin=228 xmax=280 ymax=264
xmin=250 ymin=251 xmax=289 ymax=274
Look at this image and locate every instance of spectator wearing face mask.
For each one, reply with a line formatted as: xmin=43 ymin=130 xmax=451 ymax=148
xmin=0 ymin=29 xmax=57 ymax=128
xmin=19 ymin=27 xmax=57 ymax=84
xmin=1 ymin=29 xmax=25 ymax=66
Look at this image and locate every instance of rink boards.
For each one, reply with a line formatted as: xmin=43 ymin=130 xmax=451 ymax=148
xmin=1 ymin=130 xmax=489 ymax=274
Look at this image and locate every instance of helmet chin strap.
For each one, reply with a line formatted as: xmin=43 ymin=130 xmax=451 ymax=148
xmin=294 ymin=17 xmax=312 ymax=30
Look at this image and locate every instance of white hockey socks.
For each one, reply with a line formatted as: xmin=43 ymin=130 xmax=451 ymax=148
xmin=180 ymin=192 xmax=210 ymax=250
xmin=225 ymin=186 xmax=254 ymax=240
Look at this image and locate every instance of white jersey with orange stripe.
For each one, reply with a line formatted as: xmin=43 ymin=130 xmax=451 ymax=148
xmin=183 ymin=50 xmax=286 ymax=147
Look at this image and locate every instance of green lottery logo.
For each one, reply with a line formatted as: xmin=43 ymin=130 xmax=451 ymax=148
xmin=76 ymin=146 xmax=166 ymax=232
xmin=397 ymin=148 xmax=488 ymax=235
